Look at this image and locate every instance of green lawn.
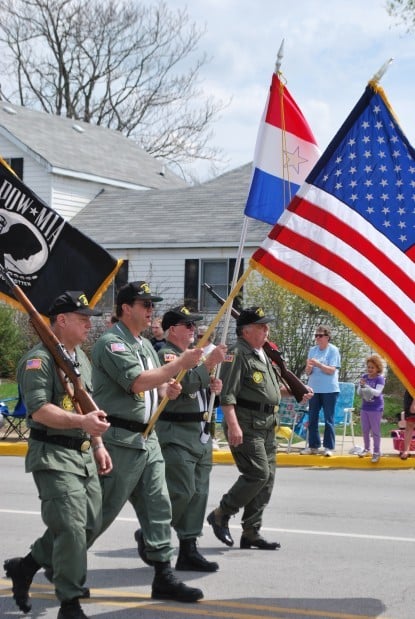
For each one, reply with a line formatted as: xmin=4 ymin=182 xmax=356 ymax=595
xmin=0 ymin=380 xmax=18 ymax=401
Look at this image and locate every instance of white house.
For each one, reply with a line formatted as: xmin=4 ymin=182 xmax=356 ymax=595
xmin=71 ymin=163 xmax=271 ymax=316
xmin=0 ymin=102 xmax=186 ymax=220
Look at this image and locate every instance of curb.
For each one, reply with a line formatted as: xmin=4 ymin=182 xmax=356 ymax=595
xmin=212 ymin=449 xmax=415 ymax=469
xmin=2 ymin=442 xmax=414 ymax=470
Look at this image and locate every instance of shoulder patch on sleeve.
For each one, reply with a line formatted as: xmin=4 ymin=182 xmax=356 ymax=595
xmin=164 ymin=353 xmax=177 ymax=362
xmin=110 ymin=342 xmax=126 ymax=352
xmin=26 ymin=358 xmax=42 ymax=370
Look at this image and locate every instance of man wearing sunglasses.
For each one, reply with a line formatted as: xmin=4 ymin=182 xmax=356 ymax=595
xmin=91 ymin=282 xmax=204 ymax=603
xmin=135 ymin=306 xmax=226 ymax=574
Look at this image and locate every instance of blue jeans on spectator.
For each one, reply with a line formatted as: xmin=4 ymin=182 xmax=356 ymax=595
xmin=308 ymin=392 xmax=339 ymax=450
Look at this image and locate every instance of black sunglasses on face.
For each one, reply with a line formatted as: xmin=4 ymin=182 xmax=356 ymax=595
xmin=314 ymin=333 xmax=327 ymax=338
xmin=175 ymin=322 xmax=196 ymax=329
xmin=134 ymin=300 xmax=154 ymax=309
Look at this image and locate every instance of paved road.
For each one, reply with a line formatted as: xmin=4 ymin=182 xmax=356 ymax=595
xmin=1 ymin=457 xmax=415 ymax=619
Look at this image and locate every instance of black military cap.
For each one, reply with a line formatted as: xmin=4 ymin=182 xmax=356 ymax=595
xmin=48 ymin=291 xmax=102 ymax=316
xmin=116 ymin=281 xmax=163 ymax=305
xmin=162 ymin=306 xmax=203 ymax=331
xmin=236 ymin=306 xmax=274 ymax=327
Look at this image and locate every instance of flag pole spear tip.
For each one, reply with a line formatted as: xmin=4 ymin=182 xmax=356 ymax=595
xmin=371 ymin=57 xmax=394 ymax=84
xmin=275 ymin=38 xmax=285 ymax=74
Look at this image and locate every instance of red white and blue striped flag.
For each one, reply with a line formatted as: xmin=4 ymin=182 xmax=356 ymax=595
xmin=244 ymin=72 xmax=320 ymax=225
xmin=250 ymin=81 xmax=415 ymax=395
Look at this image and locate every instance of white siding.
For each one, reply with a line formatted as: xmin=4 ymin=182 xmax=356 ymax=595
xmin=0 ymin=136 xmax=52 ymax=205
xmin=107 ymin=246 xmax=252 ymax=311
xmin=51 ymin=175 xmax=104 ymax=220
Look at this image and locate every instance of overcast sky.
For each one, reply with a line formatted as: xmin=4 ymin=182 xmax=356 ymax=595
xmin=163 ymin=0 xmax=415 ymax=181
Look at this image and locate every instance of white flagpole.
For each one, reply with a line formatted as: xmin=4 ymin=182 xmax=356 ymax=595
xmin=202 ymin=42 xmax=286 ymax=438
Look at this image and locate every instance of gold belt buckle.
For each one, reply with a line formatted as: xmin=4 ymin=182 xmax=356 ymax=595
xmin=274 ymin=405 xmax=279 ymax=413
xmin=80 ymin=440 xmax=91 ymax=453
xmin=202 ymin=412 xmax=209 ymax=421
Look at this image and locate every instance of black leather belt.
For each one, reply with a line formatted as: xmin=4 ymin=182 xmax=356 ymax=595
xmin=107 ymin=415 xmax=149 ymax=433
xmin=236 ymin=398 xmax=277 ymax=414
xmin=30 ymin=428 xmax=91 ymax=453
xmin=159 ymin=412 xmax=208 ymax=422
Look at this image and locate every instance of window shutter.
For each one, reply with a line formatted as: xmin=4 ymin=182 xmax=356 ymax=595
xmin=184 ymin=259 xmax=199 ymax=309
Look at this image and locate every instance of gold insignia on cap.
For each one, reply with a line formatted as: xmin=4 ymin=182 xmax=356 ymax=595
xmin=252 ymin=371 xmax=263 ymax=383
xmin=256 ymin=307 xmax=265 ymax=317
xmin=78 ymin=293 xmax=89 ymax=307
xmin=61 ymin=395 xmax=74 ymax=411
xmin=180 ymin=306 xmax=190 ymax=315
xmin=140 ymin=283 xmax=151 ymax=294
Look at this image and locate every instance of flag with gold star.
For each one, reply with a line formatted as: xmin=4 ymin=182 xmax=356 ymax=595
xmin=244 ymin=72 xmax=320 ymax=225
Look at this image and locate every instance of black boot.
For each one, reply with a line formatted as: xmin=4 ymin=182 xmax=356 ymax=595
xmin=152 ymin=561 xmax=203 ymax=603
xmin=4 ymin=553 xmax=40 ymax=613
xmin=57 ymin=598 xmax=89 ymax=619
xmin=134 ymin=528 xmax=154 ymax=566
xmin=176 ymin=538 xmax=219 ymax=572
xmin=240 ymin=528 xmax=281 ymax=550
xmin=207 ymin=508 xmax=234 ymax=547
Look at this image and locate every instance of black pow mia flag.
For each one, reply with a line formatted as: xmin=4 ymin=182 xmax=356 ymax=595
xmin=0 ymin=158 xmax=122 ymax=316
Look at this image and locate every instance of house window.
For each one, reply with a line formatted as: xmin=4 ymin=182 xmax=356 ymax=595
xmin=5 ymin=157 xmax=24 ymax=179
xmin=184 ymin=258 xmax=244 ymax=312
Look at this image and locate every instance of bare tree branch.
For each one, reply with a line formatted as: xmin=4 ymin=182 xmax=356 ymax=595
xmin=0 ymin=0 xmax=228 ymax=175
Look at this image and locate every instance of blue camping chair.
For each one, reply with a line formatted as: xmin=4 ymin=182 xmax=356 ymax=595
xmin=304 ymin=382 xmax=356 ymax=454
xmin=0 ymin=388 xmax=28 ymax=440
xmin=277 ymin=396 xmax=309 ymax=453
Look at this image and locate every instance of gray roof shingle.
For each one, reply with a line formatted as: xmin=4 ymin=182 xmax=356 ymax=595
xmin=71 ymin=163 xmax=272 ymax=247
xmin=0 ymin=102 xmax=187 ymax=189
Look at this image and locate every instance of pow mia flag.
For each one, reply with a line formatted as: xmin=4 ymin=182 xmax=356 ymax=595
xmin=0 ymin=158 xmax=122 ymax=316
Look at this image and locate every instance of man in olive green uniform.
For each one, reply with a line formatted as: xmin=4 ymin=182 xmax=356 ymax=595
xmin=207 ymin=306 xmax=281 ymax=550
xmin=91 ymin=282 xmax=204 ymax=603
xmin=137 ymin=306 xmax=226 ymax=572
xmin=4 ymin=291 xmax=111 ymax=619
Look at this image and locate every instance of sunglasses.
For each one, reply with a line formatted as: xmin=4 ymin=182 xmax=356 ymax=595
xmin=314 ymin=333 xmax=327 ymax=338
xmin=175 ymin=322 xmax=196 ymax=329
xmin=134 ymin=300 xmax=154 ymax=309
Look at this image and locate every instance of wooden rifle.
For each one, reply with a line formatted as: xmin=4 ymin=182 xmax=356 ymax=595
xmin=203 ymin=282 xmax=309 ymax=403
xmin=0 ymin=264 xmax=98 ymax=414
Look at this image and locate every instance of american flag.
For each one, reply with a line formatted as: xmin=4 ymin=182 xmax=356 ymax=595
xmin=244 ymin=72 xmax=320 ymax=225
xmin=250 ymin=82 xmax=415 ymax=394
